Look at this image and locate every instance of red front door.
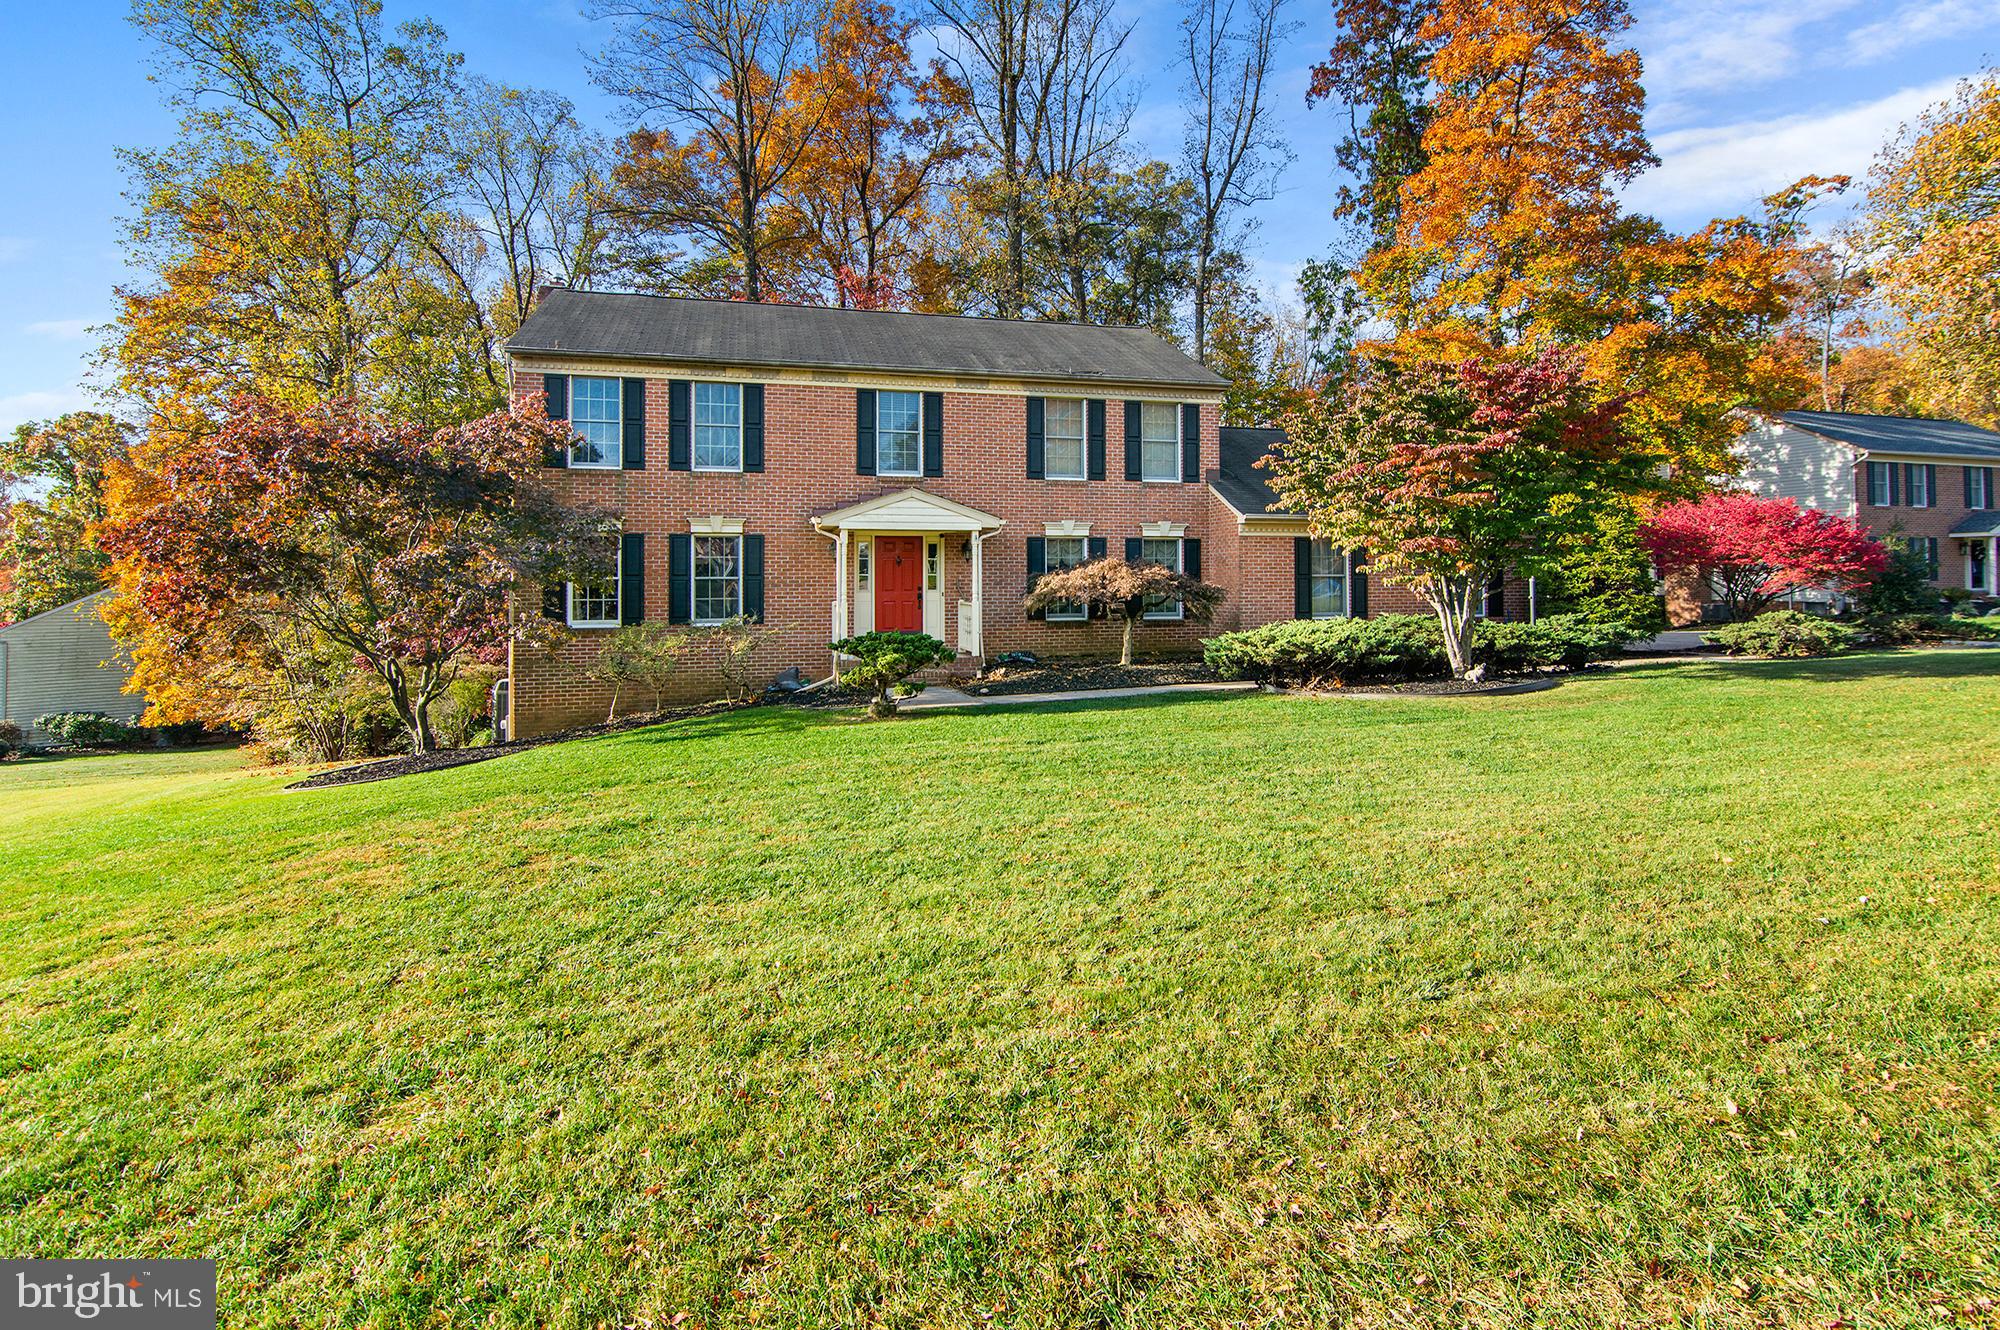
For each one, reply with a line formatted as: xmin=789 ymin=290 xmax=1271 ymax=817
xmin=876 ymin=536 xmax=924 ymax=632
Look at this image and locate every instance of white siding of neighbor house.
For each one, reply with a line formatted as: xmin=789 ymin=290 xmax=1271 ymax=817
xmin=0 ymin=590 xmax=145 ymax=742
xmin=1734 ymin=421 xmax=1858 ymax=516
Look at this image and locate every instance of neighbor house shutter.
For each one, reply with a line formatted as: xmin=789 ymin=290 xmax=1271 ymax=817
xmin=1927 ymin=464 xmax=1938 ymax=508
xmin=621 ymin=379 xmax=646 ymax=470
xmin=1026 ymin=536 xmax=1047 ymax=620
xmin=1349 ymin=549 xmax=1369 ymax=618
xmin=743 ymin=383 xmax=765 ymax=472
xmin=1888 ymin=463 xmax=1899 ymax=505
xmin=1124 ymin=402 xmax=1142 ymax=480
xmin=668 ymin=534 xmax=692 ymax=624
xmin=542 ymin=373 xmax=569 ymax=468
xmin=1183 ymin=538 xmax=1201 ymax=580
xmin=1180 ymin=403 xmax=1200 ymax=482
xmin=543 ymin=581 xmax=566 ymax=622
xmin=1293 ymin=537 xmax=1313 ymax=619
xmin=741 ymin=534 xmax=764 ymax=621
xmin=1025 ymin=397 xmax=1045 ymax=479
xmin=620 ymin=533 xmax=645 ymax=624
xmin=1087 ymin=400 xmax=1107 ymax=480
xmin=856 ymin=389 xmax=877 ymax=476
xmin=922 ymin=392 xmax=943 ymax=477
xmin=667 ymin=380 xmax=691 ymax=471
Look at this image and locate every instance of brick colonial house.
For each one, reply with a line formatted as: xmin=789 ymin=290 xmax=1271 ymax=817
xmin=503 ymin=291 xmax=1524 ymax=736
xmin=1724 ymin=410 xmax=2000 ymax=616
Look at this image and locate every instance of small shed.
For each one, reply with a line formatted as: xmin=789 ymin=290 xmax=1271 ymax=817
xmin=0 ymin=590 xmax=145 ymax=742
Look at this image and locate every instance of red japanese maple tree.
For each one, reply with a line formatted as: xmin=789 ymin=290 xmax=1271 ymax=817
xmin=1639 ymin=492 xmax=1888 ymax=620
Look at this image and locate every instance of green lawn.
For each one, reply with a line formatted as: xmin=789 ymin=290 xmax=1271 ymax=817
xmin=2 ymin=654 xmax=1997 ymax=1327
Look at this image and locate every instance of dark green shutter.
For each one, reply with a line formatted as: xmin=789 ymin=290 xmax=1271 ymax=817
xmin=1927 ymin=464 xmax=1938 ymax=508
xmin=620 ymin=532 xmax=645 ymax=624
xmin=1349 ymin=549 xmax=1368 ymax=618
xmin=1087 ymin=400 xmax=1106 ymax=480
xmin=1125 ymin=537 xmax=1143 ymax=562
xmin=1026 ymin=397 xmax=1045 ymax=478
xmin=667 ymin=381 xmax=691 ymax=470
xmin=621 ymin=379 xmax=646 ymax=470
xmin=741 ymin=534 xmax=764 ymax=621
xmin=856 ymin=389 xmax=876 ymax=476
xmin=1888 ymin=463 xmax=1899 ymax=506
xmin=668 ymin=534 xmax=692 ymax=624
xmin=742 ymin=383 xmax=765 ymax=472
xmin=1180 ymin=403 xmax=1200 ymax=482
xmin=1087 ymin=536 xmax=1109 ymax=616
xmin=1087 ymin=536 xmax=1106 ymax=561
xmin=922 ymin=392 xmax=943 ymax=477
xmin=1485 ymin=570 xmax=1505 ymax=619
xmin=542 ymin=373 xmax=569 ymax=468
xmin=1025 ymin=536 xmax=1046 ymax=620
xmin=1294 ymin=537 xmax=1313 ymax=618
xmin=543 ymin=581 xmax=566 ymax=622
xmin=1183 ymin=538 xmax=1201 ymax=580
xmin=1124 ymin=402 xmax=1142 ymax=480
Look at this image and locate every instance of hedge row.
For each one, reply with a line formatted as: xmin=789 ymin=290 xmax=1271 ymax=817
xmin=1202 ymin=613 xmax=1635 ymax=686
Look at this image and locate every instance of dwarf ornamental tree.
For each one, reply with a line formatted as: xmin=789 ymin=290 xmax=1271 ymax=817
xmin=588 ymin=624 xmax=694 ymax=721
xmin=1639 ymin=492 xmax=1888 ymax=621
xmin=1266 ymin=346 xmax=1642 ymax=677
xmin=831 ymin=630 xmax=955 ymax=717
xmin=1023 ymin=557 xmax=1226 ymax=666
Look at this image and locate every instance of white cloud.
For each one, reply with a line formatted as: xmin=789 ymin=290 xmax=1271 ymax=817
xmin=1624 ymin=77 xmax=1962 ymax=219
xmin=1634 ymin=1 xmax=1859 ymax=106
xmin=0 ymin=389 xmax=92 ymax=437
xmin=25 ymin=319 xmax=92 ymax=341
xmin=1843 ymin=0 xmax=2000 ymax=64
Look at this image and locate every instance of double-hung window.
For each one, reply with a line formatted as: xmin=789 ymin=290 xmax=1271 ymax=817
xmin=1970 ymin=466 xmax=1993 ymax=509
xmin=1907 ymin=463 xmax=1933 ymax=508
xmin=877 ymin=391 xmax=922 ymax=476
xmin=1044 ymin=399 xmax=1086 ymax=480
xmin=1867 ymin=461 xmax=1894 ymax=507
xmin=693 ymin=535 xmax=743 ymax=625
xmin=1044 ymin=536 xmax=1088 ymax=621
xmin=694 ymin=382 xmax=743 ymax=471
xmin=567 ymin=539 xmax=621 ymax=628
xmin=570 ymin=376 xmax=622 ymax=469
xmin=1916 ymin=536 xmax=1940 ymax=579
xmin=1308 ymin=540 xmax=1347 ymax=618
xmin=1138 ymin=402 xmax=1179 ymax=482
xmin=1141 ymin=536 xmax=1184 ymax=619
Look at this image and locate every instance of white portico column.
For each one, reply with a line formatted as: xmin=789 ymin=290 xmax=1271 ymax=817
xmin=969 ymin=529 xmax=986 ymax=658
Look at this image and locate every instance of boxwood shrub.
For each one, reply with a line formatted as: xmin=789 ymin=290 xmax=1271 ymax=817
xmin=1708 ymin=611 xmax=1859 ymax=658
xmin=1202 ymin=613 xmax=1634 ymax=687
xmin=34 ymin=711 xmax=145 ymax=747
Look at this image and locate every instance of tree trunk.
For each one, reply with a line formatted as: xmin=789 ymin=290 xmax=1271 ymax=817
xmin=607 ymin=683 xmax=622 ymax=724
xmin=1121 ymin=614 xmax=1135 ymax=667
xmin=1426 ymin=575 xmax=1481 ymax=678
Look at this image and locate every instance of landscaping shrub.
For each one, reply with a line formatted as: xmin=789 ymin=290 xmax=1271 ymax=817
xmin=1709 ymin=610 xmax=1859 ymax=658
xmin=1203 ymin=613 xmax=1636 ymax=686
xmin=35 ymin=711 xmax=144 ymax=747
xmin=1856 ymin=613 xmax=2000 ymax=645
xmin=831 ymin=631 xmax=955 ymax=717
xmin=0 ymin=720 xmax=21 ymax=761
xmin=431 ymin=668 xmax=500 ymax=748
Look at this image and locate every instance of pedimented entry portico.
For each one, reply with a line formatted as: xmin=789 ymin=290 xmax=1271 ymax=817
xmin=813 ymin=488 xmax=1006 ymax=660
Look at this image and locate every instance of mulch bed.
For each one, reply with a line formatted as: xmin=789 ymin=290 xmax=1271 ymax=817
xmin=284 ymin=699 xmax=750 ymax=791
xmin=963 ymin=659 xmax=1217 ymax=696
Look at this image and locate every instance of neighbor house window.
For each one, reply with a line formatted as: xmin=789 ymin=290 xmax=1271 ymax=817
xmin=694 ymin=535 xmax=742 ymax=624
xmin=1141 ymin=536 xmax=1183 ymax=619
xmin=1044 ymin=398 xmax=1086 ymax=480
xmin=567 ymin=539 xmax=620 ymax=628
xmin=570 ymin=376 xmax=622 ymax=468
xmin=1970 ymin=467 xmax=1994 ymax=509
xmin=1867 ymin=461 xmax=1894 ymax=507
xmin=1139 ymin=402 xmax=1179 ymax=481
xmin=1308 ymin=540 xmax=1346 ymax=619
xmin=1044 ymin=535 xmax=1087 ymax=621
xmin=1916 ymin=536 xmax=1940 ymax=579
xmin=1969 ymin=541 xmax=1990 ymax=592
xmin=1906 ymin=464 xmax=1933 ymax=508
xmin=694 ymin=382 xmax=742 ymax=471
xmin=877 ymin=390 xmax=921 ymax=476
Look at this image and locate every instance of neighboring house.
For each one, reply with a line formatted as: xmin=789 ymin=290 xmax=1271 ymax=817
xmin=1733 ymin=410 xmax=2000 ymax=612
xmin=503 ymin=291 xmax=1527 ymax=736
xmin=0 ymin=590 xmax=144 ymax=742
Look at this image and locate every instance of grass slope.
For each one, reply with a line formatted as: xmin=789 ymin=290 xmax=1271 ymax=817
xmin=2 ymin=654 xmax=1997 ymax=1327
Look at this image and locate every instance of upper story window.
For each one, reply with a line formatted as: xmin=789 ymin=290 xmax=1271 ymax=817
xmin=568 ymin=538 xmax=621 ymax=628
xmin=877 ymin=391 xmax=922 ymax=476
xmin=1906 ymin=463 xmax=1933 ymax=508
xmin=1867 ymin=461 xmax=1894 ymax=507
xmin=1141 ymin=536 xmax=1184 ymax=619
xmin=1044 ymin=535 xmax=1087 ymax=621
xmin=571 ymin=376 xmax=622 ymax=469
xmin=694 ymin=382 xmax=742 ymax=471
xmin=1044 ymin=398 xmax=1086 ymax=480
xmin=1971 ymin=467 xmax=1994 ymax=509
xmin=1139 ymin=402 xmax=1179 ymax=482
xmin=1308 ymin=540 xmax=1346 ymax=619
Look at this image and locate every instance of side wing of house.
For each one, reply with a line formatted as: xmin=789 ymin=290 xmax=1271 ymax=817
xmin=1734 ymin=419 xmax=1858 ymax=516
xmin=0 ymin=590 xmax=145 ymax=742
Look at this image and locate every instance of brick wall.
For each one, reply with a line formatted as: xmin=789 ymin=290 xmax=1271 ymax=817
xmin=1853 ymin=458 xmax=1994 ymax=587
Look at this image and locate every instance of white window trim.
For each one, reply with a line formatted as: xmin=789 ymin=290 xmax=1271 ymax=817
xmin=1043 ymin=397 xmax=1088 ymax=482
xmin=569 ymin=375 xmax=623 ymax=470
xmin=876 ymin=390 xmax=923 ymax=478
xmin=1908 ymin=464 xmax=1932 ymax=508
xmin=689 ymin=515 xmax=746 ymax=535
xmin=1141 ymin=535 xmax=1185 ymax=620
xmin=566 ymin=543 xmax=621 ymax=629
xmin=1138 ymin=402 xmax=1182 ymax=484
xmin=692 ymin=534 xmax=745 ymax=627
xmin=1866 ymin=461 xmax=1892 ymax=507
xmin=1309 ymin=542 xmax=1349 ymax=620
xmin=1044 ymin=519 xmax=1092 ymax=538
xmin=1965 ymin=542 xmax=1988 ymax=592
xmin=693 ymin=381 xmax=744 ymax=474
xmin=857 ymin=538 xmax=872 ymax=590
xmin=1043 ymin=534 xmax=1089 ymax=622
xmin=1971 ymin=468 xmax=1993 ymax=509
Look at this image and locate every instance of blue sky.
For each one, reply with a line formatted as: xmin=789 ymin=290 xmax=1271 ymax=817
xmin=1 ymin=0 xmax=1995 ymax=436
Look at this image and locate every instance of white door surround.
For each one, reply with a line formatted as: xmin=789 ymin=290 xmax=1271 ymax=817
xmin=813 ymin=488 xmax=1005 ymax=666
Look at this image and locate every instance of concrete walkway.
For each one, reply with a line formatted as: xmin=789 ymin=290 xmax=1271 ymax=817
xmin=898 ymin=680 xmax=1257 ymax=711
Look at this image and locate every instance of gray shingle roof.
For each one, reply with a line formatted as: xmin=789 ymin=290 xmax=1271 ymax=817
xmin=1781 ymin=410 xmax=2000 ymax=461
xmin=1949 ymin=510 xmax=2000 ymax=537
xmin=506 ymin=289 xmax=1228 ymax=390
xmin=1211 ymin=425 xmax=1298 ymax=518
